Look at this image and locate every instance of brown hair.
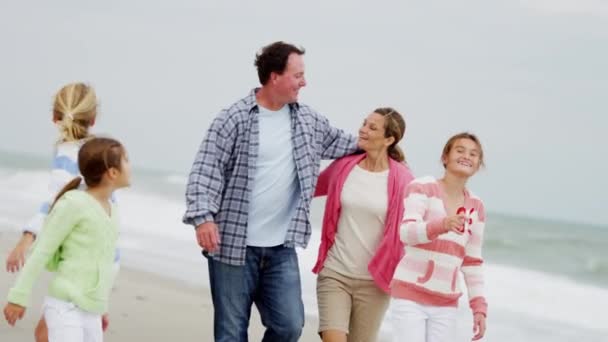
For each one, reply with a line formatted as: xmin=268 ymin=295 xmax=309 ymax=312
xmin=254 ymin=41 xmax=305 ymax=85
xmin=373 ymin=107 xmax=406 ymax=162
xmin=53 ymin=83 xmax=98 ymax=142
xmin=441 ymin=132 xmax=485 ymax=168
xmin=51 ymin=137 xmax=125 ymax=209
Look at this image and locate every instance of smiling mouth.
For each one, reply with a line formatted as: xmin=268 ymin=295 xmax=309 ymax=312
xmin=457 ymin=160 xmax=473 ymax=167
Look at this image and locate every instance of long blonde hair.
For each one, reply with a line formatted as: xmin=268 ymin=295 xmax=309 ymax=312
xmin=53 ymin=83 xmax=98 ymax=142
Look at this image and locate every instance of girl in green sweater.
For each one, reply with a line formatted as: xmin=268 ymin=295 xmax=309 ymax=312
xmin=3 ymin=137 xmax=131 ymax=342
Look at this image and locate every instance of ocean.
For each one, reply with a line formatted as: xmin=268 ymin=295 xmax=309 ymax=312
xmin=1 ymin=150 xmax=606 ymax=341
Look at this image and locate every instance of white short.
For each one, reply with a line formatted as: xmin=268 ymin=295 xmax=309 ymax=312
xmin=390 ymin=298 xmax=458 ymax=342
xmin=43 ymin=296 xmax=102 ymax=342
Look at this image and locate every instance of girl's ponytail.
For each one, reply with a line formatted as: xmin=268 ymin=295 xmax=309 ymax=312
xmin=50 ymin=177 xmax=82 ymax=211
xmin=53 ymin=83 xmax=98 ymax=142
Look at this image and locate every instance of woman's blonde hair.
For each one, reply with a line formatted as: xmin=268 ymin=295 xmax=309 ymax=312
xmin=53 ymin=83 xmax=98 ymax=142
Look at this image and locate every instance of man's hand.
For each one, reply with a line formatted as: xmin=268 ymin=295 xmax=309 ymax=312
xmin=195 ymin=222 xmax=220 ymax=253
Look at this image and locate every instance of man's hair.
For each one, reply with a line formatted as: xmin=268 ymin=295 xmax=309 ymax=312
xmin=254 ymin=41 xmax=305 ymax=85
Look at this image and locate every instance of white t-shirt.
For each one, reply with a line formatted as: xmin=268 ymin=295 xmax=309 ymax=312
xmin=246 ymin=104 xmax=300 ymax=247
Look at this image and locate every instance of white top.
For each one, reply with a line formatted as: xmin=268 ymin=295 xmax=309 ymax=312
xmin=324 ymin=165 xmax=389 ymax=279
xmin=246 ymin=104 xmax=300 ymax=247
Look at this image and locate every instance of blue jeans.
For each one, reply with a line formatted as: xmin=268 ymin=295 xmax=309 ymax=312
xmin=207 ymin=245 xmax=305 ymax=342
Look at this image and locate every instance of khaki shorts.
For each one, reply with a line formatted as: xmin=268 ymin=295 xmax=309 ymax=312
xmin=316 ymin=267 xmax=390 ymax=341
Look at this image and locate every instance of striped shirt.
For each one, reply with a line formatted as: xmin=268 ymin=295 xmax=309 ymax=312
xmin=24 ymin=141 xmax=83 ymax=235
xmin=392 ymin=176 xmax=488 ymax=316
xmin=183 ymin=89 xmax=358 ymax=265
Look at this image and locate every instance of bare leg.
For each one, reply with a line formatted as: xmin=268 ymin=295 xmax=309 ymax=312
xmin=34 ymin=317 xmax=48 ymax=342
xmin=321 ymin=330 xmax=347 ymax=342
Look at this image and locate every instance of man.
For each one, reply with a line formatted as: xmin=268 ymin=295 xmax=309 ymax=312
xmin=183 ymin=41 xmax=357 ymax=342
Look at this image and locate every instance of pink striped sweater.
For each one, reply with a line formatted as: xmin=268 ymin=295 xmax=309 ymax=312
xmin=391 ymin=176 xmax=488 ymax=316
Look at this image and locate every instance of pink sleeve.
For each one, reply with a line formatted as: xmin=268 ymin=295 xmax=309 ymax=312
xmin=400 ymin=182 xmax=444 ymax=245
xmin=314 ymin=160 xmax=340 ymax=197
xmin=469 ymin=296 xmax=488 ymax=317
xmin=402 ymin=164 xmax=415 ymax=186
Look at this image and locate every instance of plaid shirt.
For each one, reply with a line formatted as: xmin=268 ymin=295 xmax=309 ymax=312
xmin=183 ymin=89 xmax=358 ymax=265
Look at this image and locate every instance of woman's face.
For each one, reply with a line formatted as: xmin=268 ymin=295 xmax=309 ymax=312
xmin=357 ymin=112 xmax=394 ymax=153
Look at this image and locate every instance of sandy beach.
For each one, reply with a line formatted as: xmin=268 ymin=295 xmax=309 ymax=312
xmin=0 ymin=231 xmax=320 ymax=342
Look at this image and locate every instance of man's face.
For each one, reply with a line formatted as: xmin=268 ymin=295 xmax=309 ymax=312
xmin=272 ymin=53 xmax=306 ymax=104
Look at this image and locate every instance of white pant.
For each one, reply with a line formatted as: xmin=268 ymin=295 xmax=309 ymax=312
xmin=390 ymin=299 xmax=457 ymax=342
xmin=43 ymin=296 xmax=103 ymax=342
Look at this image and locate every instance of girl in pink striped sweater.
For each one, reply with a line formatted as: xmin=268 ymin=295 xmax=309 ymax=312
xmin=390 ymin=132 xmax=487 ymax=342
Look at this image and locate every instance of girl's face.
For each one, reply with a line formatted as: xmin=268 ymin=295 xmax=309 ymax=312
xmin=116 ymin=154 xmax=131 ymax=188
xmin=107 ymin=153 xmax=131 ymax=189
xmin=442 ymin=138 xmax=481 ymax=178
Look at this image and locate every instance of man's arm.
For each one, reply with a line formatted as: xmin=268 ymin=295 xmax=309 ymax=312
xmin=319 ymin=115 xmax=358 ymax=160
xmin=183 ymin=113 xmax=236 ymax=228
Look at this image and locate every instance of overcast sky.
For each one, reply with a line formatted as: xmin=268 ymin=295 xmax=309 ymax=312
xmin=1 ymin=0 xmax=606 ymax=225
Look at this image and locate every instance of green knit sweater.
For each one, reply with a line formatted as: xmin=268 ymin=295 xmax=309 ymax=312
xmin=8 ymin=190 xmax=119 ymax=314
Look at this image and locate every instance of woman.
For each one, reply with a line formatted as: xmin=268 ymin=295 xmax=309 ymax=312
xmin=313 ymin=107 xmax=414 ymax=342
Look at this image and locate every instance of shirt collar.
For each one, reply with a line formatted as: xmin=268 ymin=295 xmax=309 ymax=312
xmin=245 ymin=88 xmax=301 ymax=113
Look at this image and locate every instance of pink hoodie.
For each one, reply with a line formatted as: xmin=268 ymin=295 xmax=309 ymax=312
xmin=312 ymin=153 xmax=414 ymax=293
